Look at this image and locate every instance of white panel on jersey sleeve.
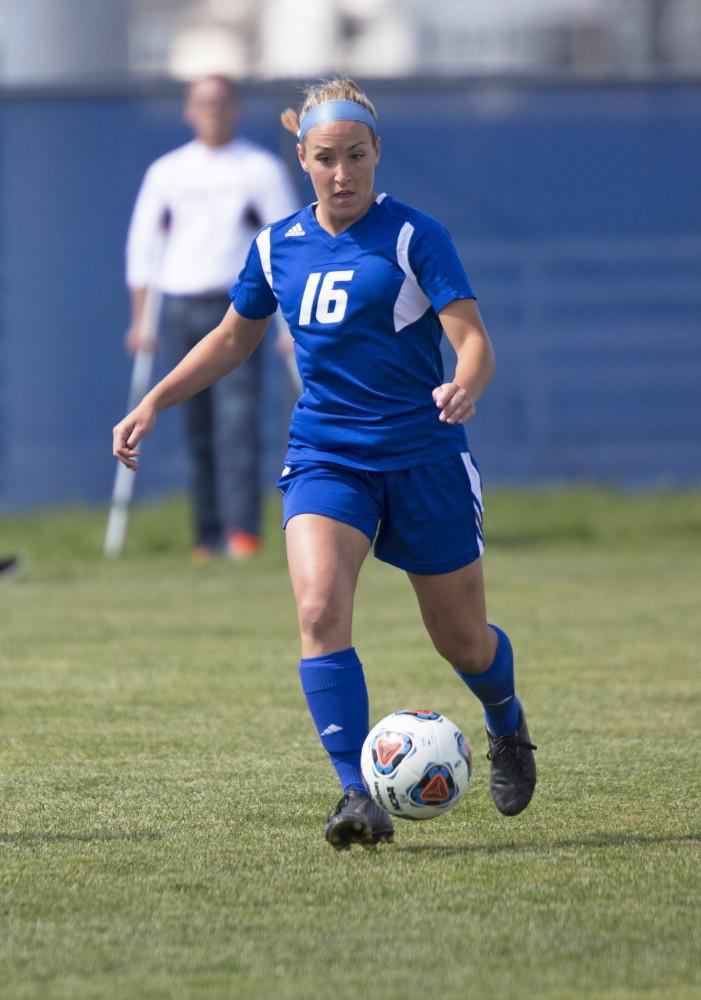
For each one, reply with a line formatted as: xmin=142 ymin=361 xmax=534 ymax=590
xmin=393 ymin=222 xmax=430 ymax=333
xmin=375 ymin=192 xmax=387 ymax=204
xmin=255 ymin=227 xmax=273 ymax=290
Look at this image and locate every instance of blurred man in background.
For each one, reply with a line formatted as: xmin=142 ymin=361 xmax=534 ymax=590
xmin=125 ymin=74 xmax=298 ymax=561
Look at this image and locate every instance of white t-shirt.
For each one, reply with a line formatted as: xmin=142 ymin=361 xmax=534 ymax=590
xmin=126 ymin=137 xmax=299 ymax=296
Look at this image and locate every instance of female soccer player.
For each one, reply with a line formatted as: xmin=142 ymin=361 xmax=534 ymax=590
xmin=113 ymin=79 xmax=537 ymax=851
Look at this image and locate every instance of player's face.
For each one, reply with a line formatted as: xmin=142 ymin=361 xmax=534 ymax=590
xmin=298 ymin=121 xmax=380 ymax=234
xmin=185 ymin=80 xmax=238 ymax=147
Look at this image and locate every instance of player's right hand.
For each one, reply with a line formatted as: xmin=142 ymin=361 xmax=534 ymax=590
xmin=113 ymin=404 xmax=156 ymax=470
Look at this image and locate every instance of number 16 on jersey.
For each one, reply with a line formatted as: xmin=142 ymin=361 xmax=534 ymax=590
xmin=299 ymin=270 xmax=355 ymax=325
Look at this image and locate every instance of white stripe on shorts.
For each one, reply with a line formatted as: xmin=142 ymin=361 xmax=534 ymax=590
xmin=461 ymin=451 xmax=484 ymax=555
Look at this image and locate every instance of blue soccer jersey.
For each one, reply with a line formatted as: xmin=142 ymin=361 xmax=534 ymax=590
xmin=229 ymin=193 xmax=475 ymax=471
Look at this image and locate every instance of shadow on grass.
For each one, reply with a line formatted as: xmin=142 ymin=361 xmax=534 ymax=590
xmin=394 ymin=830 xmax=701 ymax=856
xmin=0 ymin=830 xmax=161 ymax=845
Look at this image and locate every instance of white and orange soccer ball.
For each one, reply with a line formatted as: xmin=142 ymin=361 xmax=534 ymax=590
xmin=361 ymin=710 xmax=472 ymax=820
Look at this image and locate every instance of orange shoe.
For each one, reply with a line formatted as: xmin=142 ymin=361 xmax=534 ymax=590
xmin=227 ymin=531 xmax=262 ymax=560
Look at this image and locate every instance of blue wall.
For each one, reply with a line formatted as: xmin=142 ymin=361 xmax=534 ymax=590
xmin=1 ymin=79 xmax=700 ymax=511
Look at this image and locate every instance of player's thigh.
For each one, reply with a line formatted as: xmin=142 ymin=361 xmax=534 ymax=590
xmin=279 ymin=461 xmax=381 ymax=612
xmin=408 ymin=558 xmax=495 ymax=671
xmin=285 ymin=512 xmax=372 ymax=617
xmin=286 ymin=514 xmax=372 ymax=655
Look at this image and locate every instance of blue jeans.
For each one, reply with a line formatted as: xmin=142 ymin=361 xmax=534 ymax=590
xmin=161 ymin=292 xmax=262 ymax=548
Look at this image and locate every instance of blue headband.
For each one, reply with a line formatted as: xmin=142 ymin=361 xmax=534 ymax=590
xmin=297 ymin=100 xmax=377 ymax=142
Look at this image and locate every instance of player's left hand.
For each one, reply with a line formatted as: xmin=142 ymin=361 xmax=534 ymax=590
xmin=432 ymin=382 xmax=477 ymax=424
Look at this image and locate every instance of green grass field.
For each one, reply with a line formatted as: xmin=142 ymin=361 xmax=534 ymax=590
xmin=1 ymin=490 xmax=700 ymax=999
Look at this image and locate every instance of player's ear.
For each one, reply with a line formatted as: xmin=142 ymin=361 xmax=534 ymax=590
xmin=296 ymin=143 xmax=308 ymax=173
xmin=374 ymin=136 xmax=381 ymax=165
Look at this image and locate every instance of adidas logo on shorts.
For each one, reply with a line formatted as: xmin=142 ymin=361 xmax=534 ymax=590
xmin=284 ymin=222 xmax=306 ymax=238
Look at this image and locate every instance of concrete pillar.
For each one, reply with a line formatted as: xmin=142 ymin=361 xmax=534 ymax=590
xmin=257 ymin=0 xmax=338 ymax=78
xmin=3 ymin=0 xmax=129 ymax=83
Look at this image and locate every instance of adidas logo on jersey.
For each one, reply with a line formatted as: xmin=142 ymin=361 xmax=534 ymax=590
xmin=284 ymin=222 xmax=306 ymax=237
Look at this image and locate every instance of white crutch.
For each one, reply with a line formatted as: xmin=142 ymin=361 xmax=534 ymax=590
xmin=104 ymin=253 xmax=164 ymax=557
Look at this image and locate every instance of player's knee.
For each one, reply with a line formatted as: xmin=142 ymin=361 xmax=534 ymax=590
xmin=297 ymin=592 xmax=347 ymax=644
xmin=432 ymin=630 xmax=492 ymax=674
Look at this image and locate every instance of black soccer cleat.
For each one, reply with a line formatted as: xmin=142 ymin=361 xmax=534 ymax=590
xmin=324 ymin=788 xmax=394 ymax=851
xmin=0 ymin=554 xmax=21 ymax=580
xmin=486 ymin=712 xmax=537 ymax=817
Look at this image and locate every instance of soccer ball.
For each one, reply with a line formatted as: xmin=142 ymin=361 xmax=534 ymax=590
xmin=361 ymin=710 xmax=472 ymax=820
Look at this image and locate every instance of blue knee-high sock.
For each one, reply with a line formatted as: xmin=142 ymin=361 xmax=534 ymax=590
xmin=299 ymin=647 xmax=368 ymax=793
xmin=454 ymin=625 xmax=522 ymax=737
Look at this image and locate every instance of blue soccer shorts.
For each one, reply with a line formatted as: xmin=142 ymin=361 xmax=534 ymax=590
xmin=276 ymin=452 xmax=484 ymax=575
